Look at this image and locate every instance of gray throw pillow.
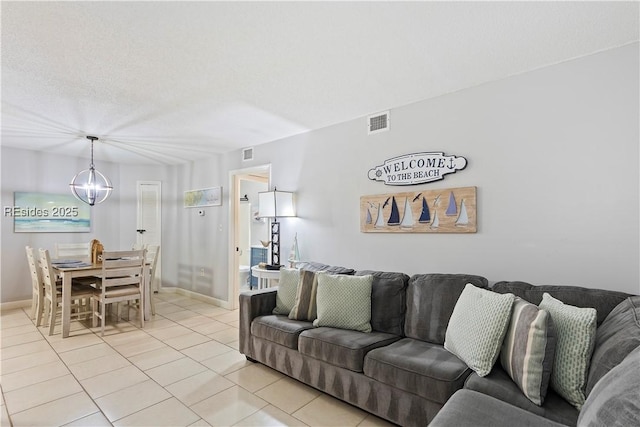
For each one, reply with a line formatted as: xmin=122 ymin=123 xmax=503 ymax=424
xmin=577 ymin=346 xmax=640 ymax=427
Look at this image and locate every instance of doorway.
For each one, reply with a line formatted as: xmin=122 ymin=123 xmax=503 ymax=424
xmin=136 ymin=181 xmax=162 ymax=291
xmin=229 ymin=165 xmax=270 ymax=309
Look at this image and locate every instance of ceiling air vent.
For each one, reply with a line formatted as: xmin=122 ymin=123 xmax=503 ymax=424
xmin=368 ymin=111 xmax=389 ymax=135
xmin=242 ymin=147 xmax=254 ymax=161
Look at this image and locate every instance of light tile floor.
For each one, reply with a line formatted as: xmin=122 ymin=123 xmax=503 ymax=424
xmin=1 ymin=292 xmax=396 ymax=426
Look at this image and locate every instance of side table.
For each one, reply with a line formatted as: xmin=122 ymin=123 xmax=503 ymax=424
xmin=251 ymin=266 xmax=281 ymax=289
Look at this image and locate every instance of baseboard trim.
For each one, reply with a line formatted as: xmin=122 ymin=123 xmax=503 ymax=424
xmin=159 ymin=288 xmax=231 ymax=310
xmin=1 ymin=299 xmax=31 ymax=311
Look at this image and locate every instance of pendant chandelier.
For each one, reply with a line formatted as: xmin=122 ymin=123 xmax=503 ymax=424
xmin=69 ymin=136 xmax=113 ymax=206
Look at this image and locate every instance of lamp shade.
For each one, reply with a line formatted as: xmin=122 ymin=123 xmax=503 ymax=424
xmin=258 ymin=190 xmax=295 ymax=218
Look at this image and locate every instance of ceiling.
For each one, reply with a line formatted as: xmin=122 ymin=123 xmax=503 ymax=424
xmin=2 ymin=2 xmax=638 ymax=165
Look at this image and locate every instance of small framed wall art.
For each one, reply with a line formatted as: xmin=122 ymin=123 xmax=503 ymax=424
xmin=361 ymin=186 xmax=476 ymax=233
xmin=184 ymin=187 xmax=222 ymax=208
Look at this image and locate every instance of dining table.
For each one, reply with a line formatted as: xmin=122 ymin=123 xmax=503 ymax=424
xmin=53 ymin=259 xmax=150 ymax=338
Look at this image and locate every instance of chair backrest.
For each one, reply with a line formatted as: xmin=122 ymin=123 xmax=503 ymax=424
xmin=132 ymin=243 xmax=147 ymax=251
xmin=38 ymin=248 xmax=57 ymax=302
xmin=146 ymin=245 xmax=160 ymax=285
xmin=26 ymin=246 xmax=43 ymax=297
xmin=54 ymin=242 xmax=90 ymax=259
xmin=101 ymin=250 xmax=146 ymax=292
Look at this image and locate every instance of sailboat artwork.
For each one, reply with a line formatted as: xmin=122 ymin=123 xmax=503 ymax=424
xmin=445 ymin=191 xmax=457 ymax=216
xmin=400 ymin=197 xmax=414 ymax=228
xmin=418 ymin=197 xmax=430 ymax=223
xmin=387 ymin=197 xmax=401 ymax=226
xmin=374 ymin=203 xmax=385 ymax=228
xmin=360 ymin=186 xmax=476 ymax=233
xmin=431 ymin=210 xmax=440 ymax=229
xmin=456 ymin=199 xmax=469 ymax=226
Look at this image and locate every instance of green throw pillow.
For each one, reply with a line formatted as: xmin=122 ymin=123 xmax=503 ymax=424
xmin=500 ymin=297 xmax=556 ymax=406
xmin=539 ymin=293 xmax=596 ymax=410
xmin=313 ymin=273 xmax=373 ymax=333
xmin=444 ymin=284 xmax=515 ymax=377
xmin=273 ymin=268 xmax=300 ymax=315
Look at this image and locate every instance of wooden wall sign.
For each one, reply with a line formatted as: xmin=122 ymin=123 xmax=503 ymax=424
xmin=360 ymin=186 xmax=476 ymax=233
xmin=368 ymin=152 xmax=467 ymax=185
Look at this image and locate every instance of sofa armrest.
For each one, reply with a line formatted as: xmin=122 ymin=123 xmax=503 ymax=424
xmin=239 ymin=288 xmax=277 ymax=358
xmin=430 ymin=390 xmax=568 ymax=427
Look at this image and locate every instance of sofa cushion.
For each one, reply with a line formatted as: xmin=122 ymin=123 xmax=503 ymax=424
xmin=578 ymin=346 xmax=640 ymax=427
xmin=539 ymin=293 xmax=597 ymax=410
xmin=289 ymin=270 xmax=319 ymax=321
xmin=405 ymin=273 xmax=489 ymax=344
xmin=464 ymin=367 xmax=579 ymax=426
xmin=355 ymin=270 xmax=409 ymax=335
xmin=272 ymin=268 xmax=300 ymax=315
xmin=430 ymin=390 xmax=567 ymax=427
xmin=364 ymin=338 xmax=471 ymax=404
xmin=500 ymin=297 xmax=556 ymax=406
xmin=586 ymin=296 xmax=640 ymax=396
xmin=251 ymin=315 xmax=314 ymax=350
xmin=493 ymin=281 xmax=631 ymax=326
xmin=298 ymin=327 xmax=399 ymax=372
xmin=444 ymin=284 xmax=515 ymax=377
xmin=313 ymin=273 xmax=373 ymax=333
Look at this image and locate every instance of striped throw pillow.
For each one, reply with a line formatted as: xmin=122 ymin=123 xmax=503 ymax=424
xmin=539 ymin=293 xmax=597 ymax=410
xmin=500 ymin=297 xmax=557 ymax=405
xmin=288 ymin=270 xmax=319 ymax=321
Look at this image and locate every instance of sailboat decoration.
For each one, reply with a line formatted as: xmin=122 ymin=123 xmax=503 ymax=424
xmin=418 ymin=197 xmax=430 ymax=223
xmin=387 ymin=197 xmax=400 ymax=226
xmin=400 ymin=197 xmax=414 ymax=228
xmin=431 ymin=210 xmax=440 ymax=229
xmin=455 ymin=199 xmax=469 ymax=226
xmin=360 ymin=186 xmax=476 ymax=233
xmin=445 ymin=191 xmax=457 ymax=216
xmin=288 ymin=233 xmax=301 ymax=267
xmin=374 ymin=203 xmax=385 ymax=228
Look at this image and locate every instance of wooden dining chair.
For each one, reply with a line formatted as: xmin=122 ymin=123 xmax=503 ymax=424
xmin=54 ymin=242 xmax=90 ymax=259
xmin=146 ymin=245 xmax=160 ymax=315
xmin=38 ymin=248 xmax=96 ymax=336
xmin=26 ymin=246 xmax=44 ymax=326
xmin=92 ymin=249 xmax=146 ymax=336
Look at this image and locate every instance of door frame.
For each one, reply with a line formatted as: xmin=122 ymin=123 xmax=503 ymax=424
xmin=228 ymin=164 xmax=270 ymax=309
xmin=136 ymin=180 xmax=162 ymax=291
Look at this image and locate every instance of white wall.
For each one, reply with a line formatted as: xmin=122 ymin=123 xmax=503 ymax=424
xmin=1 ymin=147 xmax=123 ymax=302
xmin=2 ymin=44 xmax=638 ymax=304
xmin=224 ymin=44 xmax=640 ymax=295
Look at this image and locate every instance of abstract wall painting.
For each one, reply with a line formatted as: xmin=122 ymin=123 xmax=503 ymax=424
xmin=184 ymin=187 xmax=222 ymax=208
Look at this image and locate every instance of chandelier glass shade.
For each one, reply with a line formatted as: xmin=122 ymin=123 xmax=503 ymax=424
xmin=69 ymin=136 xmax=113 ymax=206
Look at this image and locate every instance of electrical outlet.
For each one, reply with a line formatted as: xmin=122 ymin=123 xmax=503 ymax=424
xmin=200 ymin=268 xmax=205 ymax=277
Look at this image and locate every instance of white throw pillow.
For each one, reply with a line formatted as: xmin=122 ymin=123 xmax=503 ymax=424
xmin=444 ymin=284 xmax=515 ymax=377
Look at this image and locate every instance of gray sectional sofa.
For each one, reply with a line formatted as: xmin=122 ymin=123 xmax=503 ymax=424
xmin=238 ymin=263 xmax=639 ymax=426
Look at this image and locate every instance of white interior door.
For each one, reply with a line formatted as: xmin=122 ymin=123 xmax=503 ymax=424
xmin=137 ymin=181 xmax=162 ymax=291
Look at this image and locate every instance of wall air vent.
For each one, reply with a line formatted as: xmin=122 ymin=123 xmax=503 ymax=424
xmin=368 ymin=111 xmax=389 ymax=135
xmin=242 ymin=147 xmax=254 ymax=161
